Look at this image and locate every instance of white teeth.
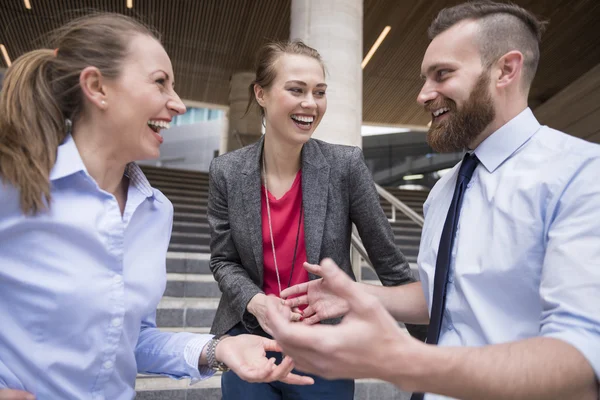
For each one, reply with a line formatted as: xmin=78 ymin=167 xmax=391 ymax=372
xmin=147 ymin=120 xmax=171 ymax=130
xmin=433 ymin=108 xmax=450 ymax=117
xmin=291 ymin=114 xmax=315 ymax=123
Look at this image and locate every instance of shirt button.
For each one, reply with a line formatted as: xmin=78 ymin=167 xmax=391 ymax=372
xmin=111 ymin=318 xmax=122 ymax=327
xmin=113 ymin=275 xmax=123 ymax=284
xmin=447 ymin=323 xmax=454 ymax=331
xmin=103 ymin=360 xmax=113 ymax=369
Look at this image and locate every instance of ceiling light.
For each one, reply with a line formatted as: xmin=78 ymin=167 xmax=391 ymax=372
xmin=362 ymin=26 xmax=391 ymax=69
xmin=403 ymin=174 xmax=424 ymax=181
xmin=127 ymin=0 xmax=133 ymax=9
xmin=24 ymin=0 xmax=31 ymax=9
xmin=1 ymin=44 xmax=11 ymax=67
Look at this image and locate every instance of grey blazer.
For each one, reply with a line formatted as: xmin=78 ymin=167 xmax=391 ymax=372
xmin=208 ymin=136 xmax=414 ymax=335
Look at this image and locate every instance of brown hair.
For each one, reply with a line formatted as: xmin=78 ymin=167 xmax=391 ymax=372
xmin=0 ymin=13 xmax=156 ymax=215
xmin=428 ymin=1 xmax=548 ymax=89
xmin=246 ymin=40 xmax=325 ymax=118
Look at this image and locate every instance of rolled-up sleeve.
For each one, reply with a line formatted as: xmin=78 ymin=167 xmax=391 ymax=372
xmin=135 ymin=310 xmax=215 ymax=381
xmin=540 ymin=156 xmax=600 ymax=379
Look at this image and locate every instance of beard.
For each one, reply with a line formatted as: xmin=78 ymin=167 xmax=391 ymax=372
xmin=426 ymin=72 xmax=496 ymax=153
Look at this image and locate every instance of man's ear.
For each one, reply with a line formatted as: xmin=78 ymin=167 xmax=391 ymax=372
xmin=495 ymin=50 xmax=524 ymax=90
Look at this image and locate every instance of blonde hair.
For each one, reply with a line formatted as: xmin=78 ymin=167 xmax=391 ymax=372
xmin=0 ymin=13 xmax=155 ymax=215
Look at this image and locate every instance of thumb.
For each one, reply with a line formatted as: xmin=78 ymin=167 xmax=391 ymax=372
xmin=302 ymin=261 xmax=323 ymax=277
xmin=0 ymin=389 xmax=36 ymax=400
xmin=318 ymin=258 xmax=374 ymax=316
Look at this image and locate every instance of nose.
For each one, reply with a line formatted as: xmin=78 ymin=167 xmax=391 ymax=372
xmin=168 ymin=92 xmax=187 ymax=116
xmin=300 ymin=94 xmax=317 ymax=110
xmin=417 ymin=80 xmax=438 ymax=107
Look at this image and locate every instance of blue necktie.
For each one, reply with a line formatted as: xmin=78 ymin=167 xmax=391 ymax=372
xmin=410 ymin=153 xmax=479 ymax=400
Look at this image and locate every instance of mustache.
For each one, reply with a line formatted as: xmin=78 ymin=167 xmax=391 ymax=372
xmin=424 ymin=98 xmax=456 ymax=113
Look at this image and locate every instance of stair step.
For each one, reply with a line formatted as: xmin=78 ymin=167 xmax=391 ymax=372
xmin=172 ymin=221 xmax=211 ymax=233
xmin=165 ymin=273 xmax=221 ymax=298
xmin=147 ymin=175 xmax=209 ymax=186
xmin=135 ymin=375 xmax=411 ymax=399
xmin=156 ymin=297 xmax=219 ymax=328
xmin=170 ymin=232 xmax=211 ymax=246
xmin=172 ymin=203 xmax=208 ymax=212
xmin=168 ymin=243 xmax=210 ymax=253
xmin=167 ymin=253 xmax=211 ymax=274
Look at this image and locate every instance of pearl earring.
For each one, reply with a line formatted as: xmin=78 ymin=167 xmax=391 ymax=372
xmin=101 ymin=100 xmax=106 ymax=106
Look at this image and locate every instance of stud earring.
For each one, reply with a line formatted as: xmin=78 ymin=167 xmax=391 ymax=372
xmin=101 ymin=100 xmax=106 ymax=106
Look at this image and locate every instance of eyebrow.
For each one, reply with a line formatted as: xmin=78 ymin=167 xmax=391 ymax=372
xmin=285 ymin=80 xmax=328 ymax=88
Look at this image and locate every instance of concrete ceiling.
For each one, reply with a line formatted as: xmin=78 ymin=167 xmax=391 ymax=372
xmin=1 ymin=0 xmax=599 ymax=141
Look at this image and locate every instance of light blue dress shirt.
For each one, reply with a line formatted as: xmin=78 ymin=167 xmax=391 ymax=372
xmin=418 ymin=108 xmax=600 ymax=400
xmin=0 ymin=135 xmax=213 ymax=399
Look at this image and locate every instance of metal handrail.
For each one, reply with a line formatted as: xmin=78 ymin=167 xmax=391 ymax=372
xmin=374 ymin=183 xmax=424 ymax=227
xmin=351 ymin=231 xmax=371 ymax=266
xmin=233 ymin=130 xmax=245 ymax=148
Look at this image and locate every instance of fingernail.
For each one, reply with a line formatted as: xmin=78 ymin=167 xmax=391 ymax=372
xmin=26 ymin=396 xmax=36 ymax=400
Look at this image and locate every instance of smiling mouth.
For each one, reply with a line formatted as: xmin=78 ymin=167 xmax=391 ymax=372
xmin=147 ymin=120 xmax=171 ymax=132
xmin=291 ymin=114 xmax=315 ymax=129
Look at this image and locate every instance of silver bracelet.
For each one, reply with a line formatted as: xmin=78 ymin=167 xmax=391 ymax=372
xmin=206 ymin=336 xmax=230 ymax=372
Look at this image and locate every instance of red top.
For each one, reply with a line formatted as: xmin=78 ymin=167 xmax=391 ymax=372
xmin=261 ymin=170 xmax=309 ymax=300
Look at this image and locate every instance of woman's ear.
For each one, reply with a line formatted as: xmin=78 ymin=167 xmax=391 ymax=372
xmin=79 ymin=66 xmax=107 ymax=109
xmin=254 ymin=83 xmax=267 ymax=108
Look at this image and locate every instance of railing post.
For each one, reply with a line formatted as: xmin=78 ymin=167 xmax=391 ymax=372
xmin=351 ymin=245 xmax=362 ymax=282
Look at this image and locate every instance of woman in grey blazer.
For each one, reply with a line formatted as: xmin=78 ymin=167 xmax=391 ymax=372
xmin=208 ymin=40 xmax=415 ymax=400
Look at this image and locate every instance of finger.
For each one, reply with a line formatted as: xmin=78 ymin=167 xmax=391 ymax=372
xmin=302 ymin=305 xmax=315 ymax=318
xmin=273 ymin=357 xmax=314 ymax=385
xmin=280 ymin=372 xmax=315 ymax=385
xmin=317 ymin=258 xmax=373 ymax=315
xmin=265 ymin=295 xmax=299 ymax=339
xmin=302 ymin=262 xmax=324 ymax=277
xmin=0 ymin=389 xmax=36 ymax=400
xmin=291 ymin=307 xmax=303 ymax=315
xmin=283 ymin=295 xmax=308 ymax=308
xmin=303 ymin=314 xmax=322 ymax=325
xmin=260 ymin=338 xmax=283 ymax=353
xmin=280 ymin=282 xmax=309 ymax=299
xmin=290 ymin=312 xmax=303 ymax=322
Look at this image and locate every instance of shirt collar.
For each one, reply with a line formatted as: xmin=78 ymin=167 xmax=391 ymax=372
xmin=50 ymin=134 xmax=87 ymax=181
xmin=49 ymin=135 xmax=159 ymax=202
xmin=125 ymin=163 xmax=161 ymax=202
xmin=473 ymin=107 xmax=541 ymax=173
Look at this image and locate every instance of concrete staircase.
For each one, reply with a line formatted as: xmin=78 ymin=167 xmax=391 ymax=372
xmin=136 ymin=165 xmax=422 ymax=399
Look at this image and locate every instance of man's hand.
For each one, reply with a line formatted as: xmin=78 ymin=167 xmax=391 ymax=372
xmin=280 ymin=262 xmax=351 ymax=324
xmin=247 ymin=294 xmax=303 ymax=335
xmin=0 ymin=389 xmax=35 ymax=400
xmin=215 ymin=334 xmax=314 ymax=385
xmin=267 ymin=258 xmax=424 ymax=384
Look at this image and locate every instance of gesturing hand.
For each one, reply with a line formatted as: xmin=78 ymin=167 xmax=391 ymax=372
xmin=0 ymin=389 xmax=35 ymax=400
xmin=216 ymin=334 xmax=314 ymax=385
xmin=280 ymin=262 xmax=351 ymax=324
xmin=266 ymin=258 xmax=422 ymax=385
xmin=247 ymin=294 xmax=303 ymax=335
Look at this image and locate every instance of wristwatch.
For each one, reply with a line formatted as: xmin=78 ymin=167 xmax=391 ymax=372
xmin=206 ymin=334 xmax=230 ymax=372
